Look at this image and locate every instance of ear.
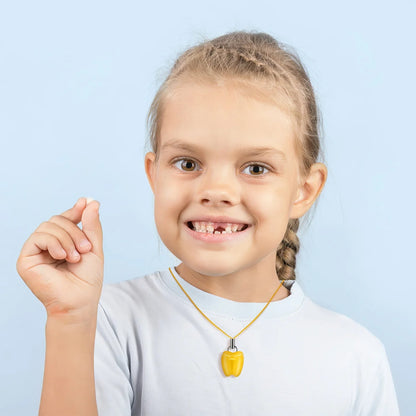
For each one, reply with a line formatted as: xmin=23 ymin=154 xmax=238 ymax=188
xmin=289 ymin=162 xmax=328 ymax=219
xmin=144 ymin=151 xmax=157 ymax=194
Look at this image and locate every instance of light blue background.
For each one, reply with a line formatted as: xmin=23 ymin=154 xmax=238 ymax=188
xmin=1 ymin=0 xmax=415 ymax=414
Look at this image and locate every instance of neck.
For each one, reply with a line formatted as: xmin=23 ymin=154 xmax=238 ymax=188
xmin=175 ymin=257 xmax=290 ymax=303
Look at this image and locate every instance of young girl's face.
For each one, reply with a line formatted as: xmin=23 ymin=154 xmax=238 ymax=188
xmin=145 ymin=80 xmax=320 ymax=280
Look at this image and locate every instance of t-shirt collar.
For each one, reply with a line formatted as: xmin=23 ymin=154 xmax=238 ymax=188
xmin=158 ymin=265 xmax=305 ymax=320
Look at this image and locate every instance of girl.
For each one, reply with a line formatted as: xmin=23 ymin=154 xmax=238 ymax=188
xmin=16 ymin=30 xmax=400 ymax=415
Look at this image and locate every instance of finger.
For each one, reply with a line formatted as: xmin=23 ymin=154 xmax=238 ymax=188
xmin=59 ymin=197 xmax=88 ymax=225
xmin=53 ymin=197 xmax=101 ymax=256
xmin=47 ymin=214 xmax=92 ymax=254
xmin=17 ymin=232 xmax=68 ymax=279
xmin=80 ymin=198 xmax=103 ymax=258
xmin=19 ymin=230 xmax=79 ymax=263
xmin=33 ymin=223 xmax=83 ymax=263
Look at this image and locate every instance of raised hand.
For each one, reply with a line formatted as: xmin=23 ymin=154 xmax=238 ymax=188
xmin=16 ymin=197 xmax=104 ymax=322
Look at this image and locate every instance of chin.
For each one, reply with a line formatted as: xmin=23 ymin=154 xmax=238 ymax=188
xmin=179 ymin=259 xmax=243 ymax=278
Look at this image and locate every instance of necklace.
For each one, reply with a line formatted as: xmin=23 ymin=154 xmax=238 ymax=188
xmin=168 ymin=267 xmax=286 ymax=377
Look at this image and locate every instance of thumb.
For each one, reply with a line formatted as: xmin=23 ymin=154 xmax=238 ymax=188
xmin=81 ymin=198 xmax=103 ymax=258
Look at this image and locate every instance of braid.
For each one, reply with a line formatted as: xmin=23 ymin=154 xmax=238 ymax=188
xmin=275 ymin=218 xmax=300 ymax=284
xmin=231 ymin=48 xmax=268 ymax=70
xmin=206 ymin=42 xmax=274 ymax=73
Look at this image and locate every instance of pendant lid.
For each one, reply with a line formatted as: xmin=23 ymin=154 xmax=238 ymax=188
xmin=227 ymin=337 xmax=238 ymax=352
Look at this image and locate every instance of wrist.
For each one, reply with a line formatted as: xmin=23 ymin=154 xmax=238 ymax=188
xmin=46 ymin=306 xmax=98 ymax=328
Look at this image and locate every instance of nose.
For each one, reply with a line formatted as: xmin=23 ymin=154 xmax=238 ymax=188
xmin=196 ymin=167 xmax=241 ymax=207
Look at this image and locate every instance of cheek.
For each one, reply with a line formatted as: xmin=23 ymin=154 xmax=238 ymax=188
xmin=153 ymin=181 xmax=187 ymax=224
xmin=154 ymin=177 xmax=184 ymax=204
xmin=250 ymin=186 xmax=291 ymax=215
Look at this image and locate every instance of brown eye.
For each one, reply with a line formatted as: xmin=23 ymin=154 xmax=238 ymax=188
xmin=174 ymin=158 xmax=199 ymax=172
xmin=243 ymin=164 xmax=269 ymax=176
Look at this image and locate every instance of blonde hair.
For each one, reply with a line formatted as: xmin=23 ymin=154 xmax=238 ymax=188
xmin=145 ymin=30 xmax=325 ymax=283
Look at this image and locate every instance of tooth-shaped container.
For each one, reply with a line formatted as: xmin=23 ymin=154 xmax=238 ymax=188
xmin=221 ymin=350 xmax=244 ymax=377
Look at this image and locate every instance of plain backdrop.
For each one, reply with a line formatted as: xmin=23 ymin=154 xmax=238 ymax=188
xmin=1 ymin=0 xmax=415 ymax=414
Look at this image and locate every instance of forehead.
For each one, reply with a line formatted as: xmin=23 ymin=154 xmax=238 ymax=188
xmin=159 ymin=80 xmax=297 ymax=156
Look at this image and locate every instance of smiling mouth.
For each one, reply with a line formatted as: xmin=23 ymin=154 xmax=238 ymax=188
xmin=186 ymin=221 xmax=249 ymax=233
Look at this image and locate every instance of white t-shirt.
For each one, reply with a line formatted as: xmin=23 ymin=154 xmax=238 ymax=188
xmin=94 ymin=267 xmax=400 ymax=415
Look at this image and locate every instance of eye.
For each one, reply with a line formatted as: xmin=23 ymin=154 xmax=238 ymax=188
xmin=173 ymin=158 xmax=200 ymax=172
xmin=242 ymin=163 xmax=270 ymax=176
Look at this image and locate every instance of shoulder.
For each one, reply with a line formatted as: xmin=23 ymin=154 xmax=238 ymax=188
xmin=301 ymin=299 xmax=400 ymax=414
xmin=101 ymin=268 xmax=164 ymax=298
xmin=98 ymin=270 xmax=165 ymax=320
xmin=300 ymin=294 xmax=387 ymax=363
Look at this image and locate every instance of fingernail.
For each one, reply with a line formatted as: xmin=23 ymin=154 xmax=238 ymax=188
xmin=79 ymin=239 xmax=91 ymax=249
xmin=86 ymin=197 xmax=95 ymax=205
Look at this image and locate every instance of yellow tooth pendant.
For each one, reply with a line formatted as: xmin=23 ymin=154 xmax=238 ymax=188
xmin=221 ymin=338 xmax=244 ymax=377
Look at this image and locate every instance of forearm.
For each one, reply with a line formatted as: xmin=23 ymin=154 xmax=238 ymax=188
xmin=39 ymin=316 xmax=98 ymax=416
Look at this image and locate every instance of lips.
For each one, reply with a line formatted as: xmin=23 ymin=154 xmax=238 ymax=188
xmin=184 ymin=216 xmax=250 ymax=225
xmin=186 ymin=222 xmax=249 ymax=232
xmin=184 ymin=221 xmax=251 ymax=242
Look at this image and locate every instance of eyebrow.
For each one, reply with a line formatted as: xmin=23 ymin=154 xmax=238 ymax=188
xmin=161 ymin=139 xmax=287 ymax=160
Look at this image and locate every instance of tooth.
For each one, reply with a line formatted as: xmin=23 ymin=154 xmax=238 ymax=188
xmin=192 ymin=221 xmax=248 ymax=234
xmin=221 ymin=350 xmax=244 ymax=377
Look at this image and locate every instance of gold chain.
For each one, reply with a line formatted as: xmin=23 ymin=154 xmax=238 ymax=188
xmin=168 ymin=267 xmax=285 ymax=340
